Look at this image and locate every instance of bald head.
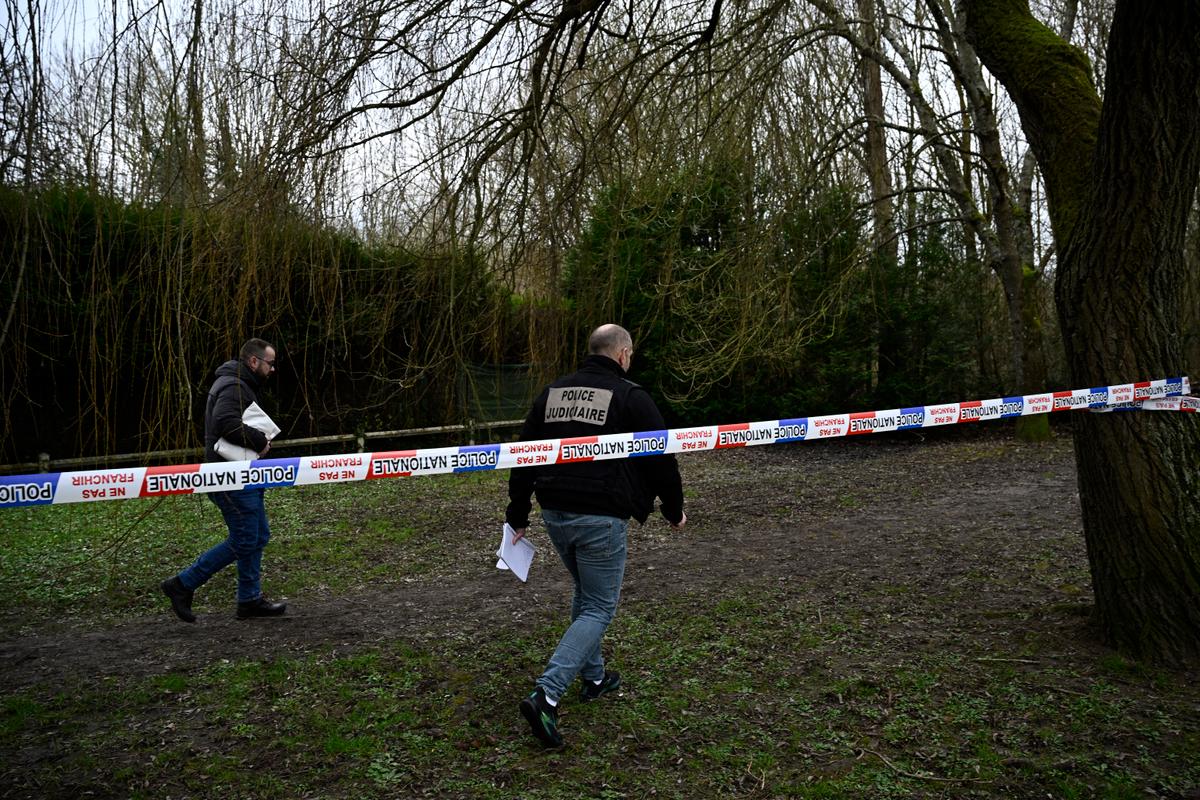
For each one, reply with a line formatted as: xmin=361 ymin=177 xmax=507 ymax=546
xmin=588 ymin=324 xmax=633 ymax=359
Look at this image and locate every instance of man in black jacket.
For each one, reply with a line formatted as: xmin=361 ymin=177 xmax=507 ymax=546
xmin=508 ymin=324 xmax=686 ymax=747
xmin=161 ymin=338 xmax=288 ymax=623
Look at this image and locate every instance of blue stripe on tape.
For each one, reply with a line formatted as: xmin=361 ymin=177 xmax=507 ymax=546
xmin=1001 ymin=397 xmax=1024 ymax=418
xmin=453 ymin=444 xmax=501 ymax=472
xmin=897 ymin=408 xmax=925 ymax=429
xmin=631 ymin=430 xmax=668 ymax=456
xmin=0 ymin=474 xmax=59 ymax=507
xmin=242 ymin=458 xmax=301 ymax=488
xmin=776 ymin=418 xmax=809 ymax=441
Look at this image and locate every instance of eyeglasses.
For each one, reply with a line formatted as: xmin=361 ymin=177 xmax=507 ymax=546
xmin=255 ymin=356 xmax=276 ymax=368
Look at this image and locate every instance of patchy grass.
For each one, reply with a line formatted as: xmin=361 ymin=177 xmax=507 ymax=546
xmin=1 ymin=432 xmax=1198 ymax=798
xmin=0 ymin=470 xmax=508 ymax=629
xmin=2 ymin=585 xmax=1198 ymax=798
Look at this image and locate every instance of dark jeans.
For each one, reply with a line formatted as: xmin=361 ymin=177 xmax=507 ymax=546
xmin=178 ymin=487 xmax=270 ymax=603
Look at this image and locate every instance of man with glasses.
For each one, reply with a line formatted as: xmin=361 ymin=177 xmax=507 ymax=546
xmin=507 ymin=323 xmax=687 ymax=747
xmin=161 ymin=338 xmax=288 ymax=622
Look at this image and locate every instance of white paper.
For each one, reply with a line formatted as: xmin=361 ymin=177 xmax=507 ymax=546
xmin=496 ymin=522 xmax=535 ymax=582
xmin=242 ymin=402 xmax=281 ymax=439
xmin=214 ymin=438 xmax=258 ymax=462
xmin=214 ymin=402 xmax=280 ymax=462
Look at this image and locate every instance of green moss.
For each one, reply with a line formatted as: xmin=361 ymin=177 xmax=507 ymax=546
xmin=962 ymin=0 xmax=1101 ymax=242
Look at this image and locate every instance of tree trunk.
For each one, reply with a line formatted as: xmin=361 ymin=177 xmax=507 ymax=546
xmin=857 ymin=0 xmax=895 ymax=393
xmin=185 ymin=0 xmax=207 ymax=199
xmin=964 ymin=0 xmax=1200 ymax=664
xmin=1010 ymin=149 xmax=1049 ymax=441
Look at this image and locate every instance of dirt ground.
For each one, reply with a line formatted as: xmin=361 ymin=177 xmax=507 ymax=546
xmin=0 ymin=426 xmax=1108 ymax=689
xmin=5 ymin=424 xmax=1200 ymax=798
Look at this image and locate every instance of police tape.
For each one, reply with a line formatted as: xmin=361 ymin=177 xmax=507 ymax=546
xmin=0 ymin=377 xmax=1194 ymax=509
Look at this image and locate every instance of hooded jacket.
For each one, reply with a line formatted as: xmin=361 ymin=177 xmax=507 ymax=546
xmin=203 ymin=359 xmax=269 ymax=462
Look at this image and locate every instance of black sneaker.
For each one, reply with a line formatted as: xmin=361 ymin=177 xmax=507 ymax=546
xmin=161 ymin=576 xmax=196 ymax=624
xmin=580 ymin=670 xmax=621 ymax=702
xmin=519 ymin=687 xmax=563 ymax=747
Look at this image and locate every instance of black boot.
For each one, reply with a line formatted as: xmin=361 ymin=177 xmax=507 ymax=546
xmin=161 ymin=576 xmax=196 ymax=623
xmin=236 ymin=597 xmax=288 ymax=619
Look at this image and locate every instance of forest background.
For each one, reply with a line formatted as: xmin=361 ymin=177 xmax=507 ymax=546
xmin=0 ymin=0 xmax=1197 ymax=466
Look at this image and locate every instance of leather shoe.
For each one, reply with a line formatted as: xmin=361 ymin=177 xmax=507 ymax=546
xmin=236 ymin=597 xmax=288 ymax=619
xmin=161 ymin=576 xmax=196 ymax=623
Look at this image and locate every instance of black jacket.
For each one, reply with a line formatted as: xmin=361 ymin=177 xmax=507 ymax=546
xmin=506 ymin=355 xmax=684 ymax=527
xmin=204 ymin=359 xmax=269 ymax=462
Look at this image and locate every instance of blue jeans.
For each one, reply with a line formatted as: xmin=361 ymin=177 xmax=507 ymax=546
xmin=178 ymin=487 xmax=270 ymax=604
xmin=537 ymin=510 xmax=628 ymax=701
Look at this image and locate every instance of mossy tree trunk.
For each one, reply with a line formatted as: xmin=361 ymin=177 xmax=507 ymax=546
xmin=963 ymin=0 xmax=1200 ymax=664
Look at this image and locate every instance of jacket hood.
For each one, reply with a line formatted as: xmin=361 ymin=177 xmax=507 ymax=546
xmin=214 ymin=358 xmax=261 ymax=388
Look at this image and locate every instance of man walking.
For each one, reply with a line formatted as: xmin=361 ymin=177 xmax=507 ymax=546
xmin=161 ymin=338 xmax=288 ymax=623
xmin=507 ymin=324 xmax=687 ymax=747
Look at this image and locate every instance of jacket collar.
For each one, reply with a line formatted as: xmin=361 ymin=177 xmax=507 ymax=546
xmin=581 ymin=353 xmax=627 ymax=378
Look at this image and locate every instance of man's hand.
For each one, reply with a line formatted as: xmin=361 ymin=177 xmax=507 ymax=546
xmin=512 ymin=527 xmax=527 ymax=543
xmin=259 ymin=441 xmax=271 ymax=457
xmin=670 ymin=512 xmax=687 ymax=530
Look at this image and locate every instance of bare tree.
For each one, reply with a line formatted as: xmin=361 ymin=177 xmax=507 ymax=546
xmin=0 ymin=0 xmax=48 ymax=367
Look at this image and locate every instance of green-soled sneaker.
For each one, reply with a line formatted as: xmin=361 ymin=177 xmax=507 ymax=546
xmin=580 ymin=670 xmax=621 ymax=702
xmin=519 ymin=687 xmax=563 ymax=747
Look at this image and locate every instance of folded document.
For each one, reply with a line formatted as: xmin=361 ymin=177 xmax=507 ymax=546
xmin=214 ymin=402 xmax=281 ymax=462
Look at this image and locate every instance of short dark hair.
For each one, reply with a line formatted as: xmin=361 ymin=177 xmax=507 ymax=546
xmin=239 ymin=338 xmax=274 ymax=362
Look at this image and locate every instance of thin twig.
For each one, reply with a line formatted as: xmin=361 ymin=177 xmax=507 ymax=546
xmin=1031 ymin=683 xmax=1089 ymax=697
xmin=857 ymin=748 xmax=993 ymax=784
xmin=744 ymin=761 xmax=766 ymax=790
